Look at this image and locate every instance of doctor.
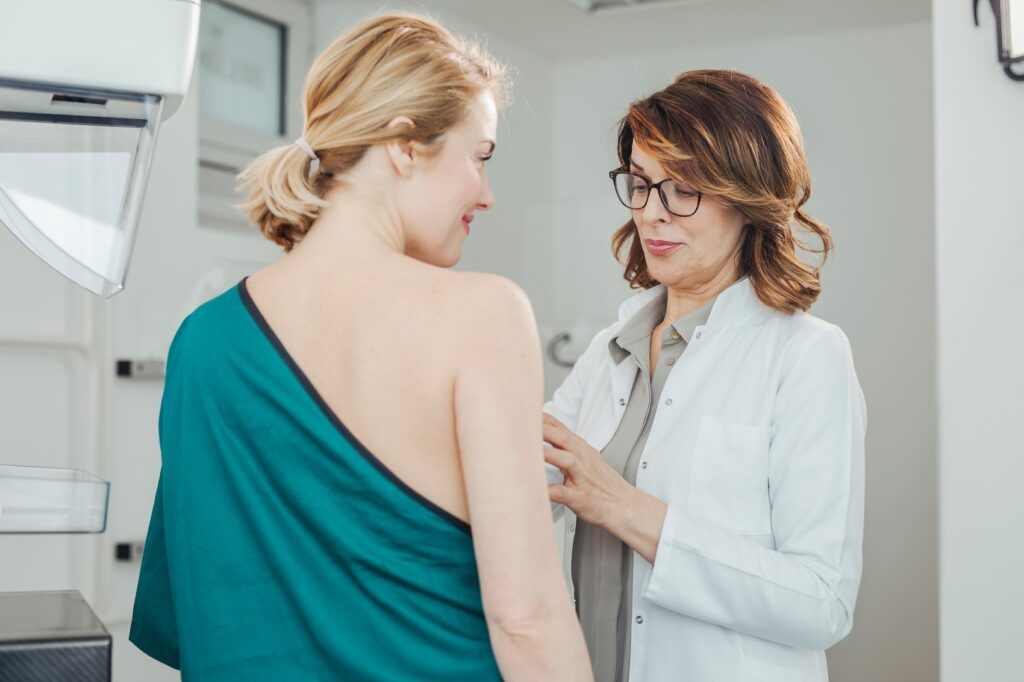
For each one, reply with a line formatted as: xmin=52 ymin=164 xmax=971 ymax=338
xmin=543 ymin=69 xmax=866 ymax=682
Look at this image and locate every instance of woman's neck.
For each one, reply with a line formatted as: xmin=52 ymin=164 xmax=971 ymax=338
xmin=662 ymin=263 xmax=742 ymax=324
xmin=291 ymin=184 xmax=408 ymax=263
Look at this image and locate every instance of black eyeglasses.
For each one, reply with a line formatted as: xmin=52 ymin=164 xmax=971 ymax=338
xmin=609 ymin=170 xmax=702 ymax=217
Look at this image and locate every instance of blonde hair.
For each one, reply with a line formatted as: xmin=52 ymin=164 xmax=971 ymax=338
xmin=611 ymin=70 xmax=831 ymax=314
xmin=238 ymin=13 xmax=508 ymax=251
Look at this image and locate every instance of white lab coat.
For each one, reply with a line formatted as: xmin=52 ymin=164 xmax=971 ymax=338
xmin=544 ymin=277 xmax=866 ymax=682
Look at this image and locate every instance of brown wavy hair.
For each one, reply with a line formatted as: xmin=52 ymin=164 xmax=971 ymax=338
xmin=611 ymin=69 xmax=831 ymax=313
xmin=238 ymin=12 xmax=508 ymax=251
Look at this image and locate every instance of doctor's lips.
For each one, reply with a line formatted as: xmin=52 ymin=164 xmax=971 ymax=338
xmin=462 ymin=213 xmax=474 ymax=235
xmin=644 ymin=239 xmax=682 ymax=256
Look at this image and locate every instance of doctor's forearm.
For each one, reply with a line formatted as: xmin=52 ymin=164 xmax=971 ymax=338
xmin=604 ymin=487 xmax=668 ymax=564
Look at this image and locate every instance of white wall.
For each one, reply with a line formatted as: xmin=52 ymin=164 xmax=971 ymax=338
xmin=934 ymin=3 xmax=1024 ymax=681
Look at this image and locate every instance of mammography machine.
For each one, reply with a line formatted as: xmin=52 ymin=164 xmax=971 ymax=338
xmin=0 ymin=2 xmax=200 ymax=679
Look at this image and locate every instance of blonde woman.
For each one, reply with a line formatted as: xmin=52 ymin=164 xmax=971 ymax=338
xmin=130 ymin=14 xmax=591 ymax=681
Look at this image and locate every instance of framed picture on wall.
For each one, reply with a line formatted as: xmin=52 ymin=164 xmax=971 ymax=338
xmin=197 ymin=0 xmax=312 ymax=232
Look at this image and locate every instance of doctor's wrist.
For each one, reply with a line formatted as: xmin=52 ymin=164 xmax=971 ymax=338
xmin=592 ymin=475 xmax=637 ymax=529
xmin=604 ymin=485 xmax=668 ymax=564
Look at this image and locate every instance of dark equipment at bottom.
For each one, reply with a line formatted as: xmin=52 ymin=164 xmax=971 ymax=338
xmin=0 ymin=590 xmax=111 ymax=682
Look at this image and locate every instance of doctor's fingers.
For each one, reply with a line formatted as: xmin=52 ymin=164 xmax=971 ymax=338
xmin=542 ymin=413 xmax=567 ymax=428
xmin=548 ymin=484 xmax=579 ymax=508
xmin=542 ymin=418 xmax=578 ymax=451
xmin=542 ymin=413 xmax=576 ymax=440
xmin=543 ymin=445 xmax=579 ymax=474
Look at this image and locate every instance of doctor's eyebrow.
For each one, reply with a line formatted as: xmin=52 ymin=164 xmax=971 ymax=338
xmin=629 ymin=158 xmax=644 ymax=171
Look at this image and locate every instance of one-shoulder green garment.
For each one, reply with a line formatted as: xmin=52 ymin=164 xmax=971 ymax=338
xmin=129 ymin=280 xmax=501 ymax=681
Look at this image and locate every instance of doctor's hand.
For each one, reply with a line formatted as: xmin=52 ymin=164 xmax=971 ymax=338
xmin=543 ymin=414 xmax=668 ymax=564
xmin=543 ymin=414 xmax=634 ymax=530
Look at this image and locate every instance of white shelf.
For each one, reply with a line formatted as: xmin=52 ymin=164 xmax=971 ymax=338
xmin=0 ymin=464 xmax=109 ymax=533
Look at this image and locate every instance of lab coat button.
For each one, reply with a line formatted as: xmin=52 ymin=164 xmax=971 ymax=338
xmin=641 ymin=461 xmax=648 ymax=469
xmin=696 ymin=331 xmax=702 ymax=340
xmin=619 ymin=398 xmax=626 ymax=406
xmin=665 ymin=398 xmax=673 ymax=406
xmin=569 ymin=522 xmax=576 ymax=532
xmin=635 ymin=615 xmax=644 ymax=625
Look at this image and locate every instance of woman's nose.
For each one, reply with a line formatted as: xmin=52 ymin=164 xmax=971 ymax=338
xmin=477 ymin=174 xmax=495 ymax=211
xmin=638 ymin=191 xmax=669 ymax=224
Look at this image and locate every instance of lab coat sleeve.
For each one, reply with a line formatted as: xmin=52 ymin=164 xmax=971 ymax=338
xmin=642 ymin=324 xmax=866 ymax=651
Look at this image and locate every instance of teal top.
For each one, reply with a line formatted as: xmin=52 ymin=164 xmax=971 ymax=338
xmin=130 ymin=280 xmax=502 ymax=681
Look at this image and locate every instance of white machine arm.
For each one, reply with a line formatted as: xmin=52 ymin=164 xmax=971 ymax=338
xmin=0 ymin=0 xmax=200 ymax=297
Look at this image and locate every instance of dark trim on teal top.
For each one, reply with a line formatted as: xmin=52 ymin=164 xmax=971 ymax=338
xmin=236 ymin=278 xmax=472 ymax=535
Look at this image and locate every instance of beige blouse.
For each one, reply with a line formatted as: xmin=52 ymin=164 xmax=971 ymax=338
xmin=571 ymin=291 xmax=715 ymax=682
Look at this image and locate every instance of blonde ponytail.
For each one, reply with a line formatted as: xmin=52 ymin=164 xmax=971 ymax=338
xmin=237 ymin=12 xmax=508 ymax=252
xmin=238 ymin=141 xmax=327 ymax=252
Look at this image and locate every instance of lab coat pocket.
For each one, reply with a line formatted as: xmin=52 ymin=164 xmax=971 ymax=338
xmin=687 ymin=415 xmax=771 ymax=535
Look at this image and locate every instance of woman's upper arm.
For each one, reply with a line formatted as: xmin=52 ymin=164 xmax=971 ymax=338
xmin=452 ymin=275 xmax=568 ymax=620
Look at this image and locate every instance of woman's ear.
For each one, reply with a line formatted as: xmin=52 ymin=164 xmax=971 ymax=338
xmin=384 ymin=116 xmax=416 ymax=178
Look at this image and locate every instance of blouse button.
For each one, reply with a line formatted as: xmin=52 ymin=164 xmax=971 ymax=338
xmin=666 ymin=357 xmax=675 ymax=366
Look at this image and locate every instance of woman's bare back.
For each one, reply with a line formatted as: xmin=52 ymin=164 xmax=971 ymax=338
xmin=245 ymin=255 xmax=489 ymax=524
xmin=245 ymin=250 xmax=592 ymax=680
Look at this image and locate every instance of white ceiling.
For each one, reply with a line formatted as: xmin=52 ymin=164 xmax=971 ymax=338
xmin=369 ymin=0 xmax=930 ymax=59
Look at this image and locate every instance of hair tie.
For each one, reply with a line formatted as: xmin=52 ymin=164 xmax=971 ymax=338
xmin=294 ymin=137 xmax=320 ymax=177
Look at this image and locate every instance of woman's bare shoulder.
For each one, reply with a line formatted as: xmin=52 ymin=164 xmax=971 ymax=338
xmin=430 ymin=270 xmax=538 ymax=339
